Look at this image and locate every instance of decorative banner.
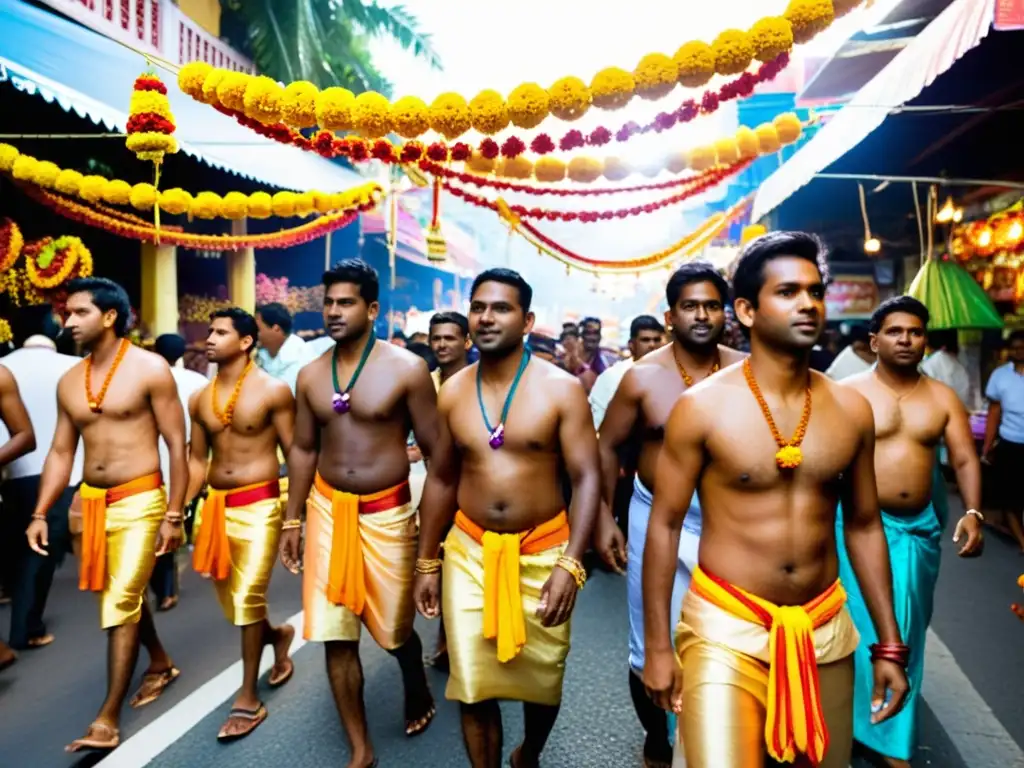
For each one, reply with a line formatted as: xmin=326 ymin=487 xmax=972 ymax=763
xmin=825 ymin=274 xmax=879 ymax=318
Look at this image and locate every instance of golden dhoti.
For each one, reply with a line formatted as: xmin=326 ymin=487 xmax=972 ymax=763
xmin=193 ymin=480 xmax=282 ymax=626
xmin=78 ymin=472 xmax=166 ymax=629
xmin=443 ymin=510 xmax=571 ymax=706
xmin=302 ymin=474 xmax=416 ymax=648
xmin=675 ymin=567 xmax=860 ymax=768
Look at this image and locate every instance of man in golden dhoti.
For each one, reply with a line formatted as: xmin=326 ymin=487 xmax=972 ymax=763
xmin=414 ymin=268 xmax=601 ymax=768
xmin=642 ymin=233 xmax=910 ymax=768
xmin=187 ymin=308 xmax=297 ymax=741
xmin=27 ymin=278 xmax=188 ymax=753
xmin=280 ymin=259 xmax=439 ymax=768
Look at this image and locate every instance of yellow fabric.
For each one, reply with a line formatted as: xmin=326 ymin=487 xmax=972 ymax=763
xmin=688 ymin=567 xmax=850 ymax=765
xmin=675 ymin=637 xmax=854 ymax=768
xmin=302 ymin=483 xmax=417 ymax=648
xmin=87 ymin=486 xmax=167 ymax=629
xmin=675 ymin=584 xmax=859 ymax=767
xmin=442 ymin=524 xmax=570 ymax=706
xmin=210 ymin=494 xmax=282 ymax=626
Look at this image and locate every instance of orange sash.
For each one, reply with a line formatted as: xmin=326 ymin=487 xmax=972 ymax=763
xmin=690 ymin=566 xmax=847 ymax=767
xmin=314 ymin=473 xmax=411 ymax=616
xmin=193 ymin=479 xmax=281 ymax=581
xmin=454 ymin=510 xmax=570 ymax=663
xmin=78 ymin=472 xmax=163 ymax=592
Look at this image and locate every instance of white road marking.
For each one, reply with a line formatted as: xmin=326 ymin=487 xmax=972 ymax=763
xmin=923 ymin=628 xmax=1024 ymax=767
xmin=96 ymin=610 xmax=306 ymax=768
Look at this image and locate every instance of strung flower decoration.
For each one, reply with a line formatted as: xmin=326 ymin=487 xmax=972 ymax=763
xmin=547 ymin=77 xmax=591 ymax=121
xmin=689 ymin=145 xmax=718 ymax=171
xmin=755 ymin=123 xmax=782 ymax=153
xmin=352 ymin=91 xmax=392 ymax=138
xmin=0 ymin=218 xmax=24 ymax=273
xmin=79 ymin=175 xmax=107 ymax=204
xmin=715 ymin=138 xmax=741 ymax=166
xmin=735 ymin=126 xmax=761 ymax=159
xmin=221 ymin=191 xmax=250 ymax=220
xmin=429 ymin=93 xmax=472 ymax=140
xmin=126 ymin=72 xmax=178 ymax=164
xmin=129 ymin=183 xmax=158 ymax=211
xmin=469 ymin=90 xmax=509 ymax=135
xmin=498 ymin=156 xmax=534 ymax=180
xmin=466 ymin=151 xmax=497 ymax=174
xmin=567 ymin=157 xmax=603 ymax=184
xmin=773 ymin=112 xmax=803 ymax=143
xmin=784 ymin=0 xmax=835 ymax=44
xmin=0 ymin=144 xmax=19 ymax=172
xmin=216 ymin=72 xmax=252 ymax=112
xmin=191 ymin=191 xmax=224 ymax=220
xmin=390 ymin=96 xmax=430 ymax=139
xmin=673 ymin=42 xmax=716 ymax=88
xmin=158 ymin=188 xmax=193 ymax=216
xmin=633 ymin=54 xmax=678 ymax=101
xmin=712 ymin=30 xmax=755 ymax=76
xmin=243 ymin=76 xmax=285 ymax=125
xmin=26 ymin=235 xmax=91 ymax=290
xmin=271 ymin=191 xmax=298 ymax=218
xmin=534 ymin=157 xmax=567 ymax=183
xmin=32 ymin=161 xmax=61 ymax=189
xmin=101 ymin=180 xmax=133 ymax=206
xmin=248 ymin=192 xmax=273 ymax=219
xmin=55 ymin=170 xmax=84 ymax=196
xmin=0 ymin=318 xmax=11 ymax=345
xmin=602 ymin=157 xmax=631 ymax=181
xmin=749 ymin=17 xmax=795 ymax=62
xmin=177 ymin=61 xmax=212 ymax=100
xmin=590 ymin=67 xmax=635 ymax=110
xmin=12 ymin=155 xmax=40 ymax=182
xmin=507 ymin=83 xmax=550 ymax=129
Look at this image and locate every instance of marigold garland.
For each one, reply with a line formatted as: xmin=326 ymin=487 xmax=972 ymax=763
xmin=0 ymin=143 xmax=382 ymax=221
xmin=178 ymin=2 xmax=857 ymax=138
xmin=26 ymin=235 xmax=91 ymax=290
xmin=209 ymin=58 xmax=791 ymax=180
xmin=0 ymin=318 xmax=11 ymax=345
xmin=126 ymin=73 xmax=178 ymax=164
xmin=0 ymin=218 xmax=24 ymax=273
xmin=20 ymin=183 xmax=372 ymax=250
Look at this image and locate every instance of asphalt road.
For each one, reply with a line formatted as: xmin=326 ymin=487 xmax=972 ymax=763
xmin=0 ymin=487 xmax=1021 ymax=767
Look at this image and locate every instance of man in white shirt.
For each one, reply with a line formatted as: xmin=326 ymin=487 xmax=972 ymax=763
xmin=150 ymin=334 xmax=208 ymax=611
xmin=589 ymin=315 xmax=665 ymax=430
xmin=255 ymin=303 xmax=315 ymax=396
xmin=825 ymin=324 xmax=875 ymax=381
xmin=0 ymin=332 xmax=78 ymax=650
xmin=922 ymin=330 xmax=971 ymax=407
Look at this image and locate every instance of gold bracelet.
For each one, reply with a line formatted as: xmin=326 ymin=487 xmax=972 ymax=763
xmin=415 ymin=557 xmax=443 ymax=575
xmin=281 ymin=519 xmax=302 ymax=530
xmin=556 ymin=555 xmax=587 ymax=590
xmin=163 ymin=516 xmax=183 ymax=527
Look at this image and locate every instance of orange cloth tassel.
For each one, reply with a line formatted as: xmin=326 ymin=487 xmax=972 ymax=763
xmin=193 ymin=491 xmax=230 ymax=581
xmin=78 ymin=472 xmax=163 ymax=592
xmin=690 ymin=566 xmax=847 ymax=766
xmin=454 ymin=511 xmax=570 ymax=663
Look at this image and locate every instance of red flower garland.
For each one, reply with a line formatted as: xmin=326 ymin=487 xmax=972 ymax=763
xmin=419 ymin=158 xmax=749 ymax=197
xmin=126 ymin=113 xmax=176 ymax=134
xmin=212 ymin=54 xmax=788 ymax=166
xmin=441 ymin=161 xmax=749 ymax=223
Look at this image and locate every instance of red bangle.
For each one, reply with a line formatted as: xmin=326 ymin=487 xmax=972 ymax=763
xmin=869 ymin=642 xmax=910 ymax=668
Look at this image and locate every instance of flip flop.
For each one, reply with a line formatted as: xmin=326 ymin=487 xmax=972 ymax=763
xmin=404 ymin=701 xmax=436 ymax=737
xmin=27 ymin=634 xmax=55 ymax=649
xmin=130 ymin=666 xmax=181 ymax=708
xmin=217 ymin=703 xmax=267 ymax=742
xmin=268 ymin=658 xmax=293 ymax=688
xmin=65 ymin=721 xmax=120 ymax=753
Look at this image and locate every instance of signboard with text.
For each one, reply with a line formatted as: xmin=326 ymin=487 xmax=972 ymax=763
xmin=995 ymin=0 xmax=1024 ymax=30
xmin=826 ymin=275 xmax=879 ymax=319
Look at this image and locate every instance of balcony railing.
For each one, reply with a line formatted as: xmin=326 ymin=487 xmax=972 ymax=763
xmin=37 ymin=0 xmax=253 ymax=73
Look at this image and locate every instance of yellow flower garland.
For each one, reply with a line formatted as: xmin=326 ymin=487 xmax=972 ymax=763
xmin=26 ymin=236 xmax=90 ymax=290
xmin=178 ymin=2 xmax=858 ymax=139
xmin=0 ymin=318 xmax=11 ymax=345
xmin=0 ymin=143 xmax=382 ymax=221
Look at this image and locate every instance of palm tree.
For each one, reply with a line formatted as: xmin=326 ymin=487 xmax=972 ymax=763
xmin=219 ymin=0 xmax=441 ymax=96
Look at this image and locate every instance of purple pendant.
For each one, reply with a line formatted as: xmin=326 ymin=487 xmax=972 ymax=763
xmin=488 ymin=423 xmax=505 ymax=450
xmin=332 ymin=392 xmax=351 ymax=414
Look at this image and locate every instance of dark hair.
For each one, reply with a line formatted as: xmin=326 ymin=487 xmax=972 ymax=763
xmin=470 ymin=268 xmax=533 ymax=312
xmin=211 ymin=307 xmax=259 ymax=348
xmin=731 ymin=231 xmax=830 ymax=309
xmin=41 ymin=313 xmax=62 ymax=342
xmin=560 ymin=326 xmax=579 ymax=342
xmin=847 ymin=324 xmax=871 ymax=345
xmin=323 ymin=258 xmax=379 ymax=304
xmin=1008 ymin=330 xmax=1024 ymax=344
xmin=927 ymin=329 xmax=957 ymax=353
xmin=580 ymin=317 xmax=601 ymax=330
xmin=391 ymin=329 xmax=407 ymax=343
xmin=630 ymin=315 xmax=665 ymax=339
xmin=406 ymin=341 xmax=437 ymax=371
xmin=153 ymin=334 xmax=187 ymax=365
xmin=666 ymin=261 xmax=730 ymax=308
xmin=527 ymin=333 xmax=557 ymax=356
xmin=429 ymin=311 xmax=469 ymax=337
xmin=55 ymin=329 xmax=79 ymax=356
xmin=66 ymin=277 xmax=132 ymax=337
xmin=869 ymin=295 xmax=929 ymax=334
xmin=256 ymin=302 xmax=293 ymax=335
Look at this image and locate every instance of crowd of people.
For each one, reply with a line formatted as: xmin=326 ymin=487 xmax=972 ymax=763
xmin=0 ymin=230 xmax=1019 ymax=768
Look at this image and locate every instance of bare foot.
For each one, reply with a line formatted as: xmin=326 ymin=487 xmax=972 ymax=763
xmin=344 ymin=752 xmax=378 ymax=768
xmin=65 ymin=720 xmax=120 ymax=752
xmin=157 ymin=595 xmax=179 ymax=612
xmin=268 ymin=624 xmax=295 ymax=687
xmin=27 ymin=633 xmax=55 ymax=649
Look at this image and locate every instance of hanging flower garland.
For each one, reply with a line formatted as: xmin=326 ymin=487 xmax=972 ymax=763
xmin=418 ymin=112 xmax=803 ymax=190
xmin=0 ymin=218 xmax=24 ymax=272
xmin=441 ymin=161 xmax=749 ymax=223
xmin=0 ymin=318 xmax=11 ymax=345
xmin=178 ymin=0 xmax=850 ymax=139
xmin=504 ymin=197 xmax=751 ymax=274
xmin=0 ymin=143 xmax=381 ymax=222
xmin=126 ymin=72 xmax=178 ymax=164
xmin=19 ymin=183 xmax=370 ymax=250
xmin=25 ymin=235 xmax=93 ymax=290
xmin=208 ymin=56 xmax=788 ymax=175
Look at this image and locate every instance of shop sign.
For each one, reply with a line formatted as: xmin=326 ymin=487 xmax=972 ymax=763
xmin=995 ymin=0 xmax=1024 ymax=31
xmin=825 ymin=275 xmax=879 ymax=319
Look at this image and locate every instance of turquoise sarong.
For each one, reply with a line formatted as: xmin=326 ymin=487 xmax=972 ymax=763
xmin=835 ymin=464 xmax=945 ymax=761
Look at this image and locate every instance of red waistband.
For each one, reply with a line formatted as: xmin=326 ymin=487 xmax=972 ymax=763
xmin=314 ymin=473 xmax=411 ymax=514
xmin=211 ymin=479 xmax=281 ymax=508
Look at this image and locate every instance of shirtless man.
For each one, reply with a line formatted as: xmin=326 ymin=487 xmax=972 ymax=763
xmin=414 ymin=268 xmax=601 ymax=768
xmin=838 ymin=296 xmax=982 ymax=767
xmin=643 ymin=232 xmax=909 ymax=768
xmin=186 ymin=308 xmax=297 ymax=741
xmin=594 ymin=261 xmax=744 ymax=768
xmin=0 ymin=365 xmax=36 ymax=671
xmin=280 ymin=259 xmax=437 ymax=768
xmin=26 ymin=277 xmax=187 ymax=753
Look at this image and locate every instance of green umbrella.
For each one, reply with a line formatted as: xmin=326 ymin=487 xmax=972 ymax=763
xmin=906 ymin=258 xmax=1004 ymax=330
